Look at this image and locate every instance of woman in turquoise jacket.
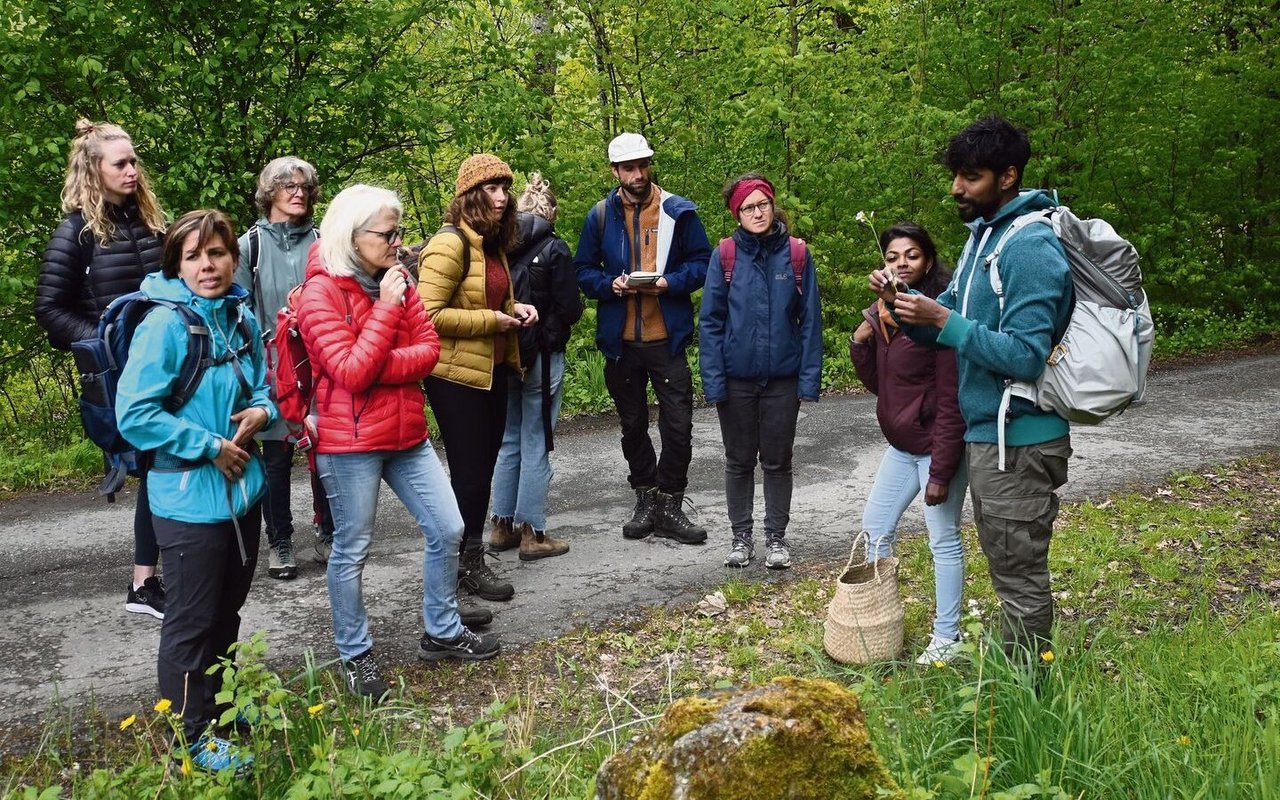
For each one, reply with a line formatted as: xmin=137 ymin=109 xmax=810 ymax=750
xmin=116 ymin=209 xmax=276 ymax=773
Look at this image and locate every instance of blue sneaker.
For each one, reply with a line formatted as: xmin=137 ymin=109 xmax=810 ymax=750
xmin=187 ymin=734 xmax=253 ymax=775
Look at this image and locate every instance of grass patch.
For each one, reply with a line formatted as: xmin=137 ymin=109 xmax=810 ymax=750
xmin=2 ymin=454 xmax=1278 ymax=798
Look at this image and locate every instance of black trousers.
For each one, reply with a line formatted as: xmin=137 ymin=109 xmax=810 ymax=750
xmin=133 ymin=471 xmax=158 ymax=566
xmin=715 ymin=377 xmax=800 ymax=541
xmin=261 ymin=439 xmax=334 ymax=546
xmin=425 ymin=369 xmax=509 ymax=553
xmin=154 ymin=504 xmax=261 ymax=742
xmin=603 ymin=342 xmax=694 ymax=494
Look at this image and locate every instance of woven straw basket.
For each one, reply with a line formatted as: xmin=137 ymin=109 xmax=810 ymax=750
xmin=823 ymin=533 xmax=904 ymax=664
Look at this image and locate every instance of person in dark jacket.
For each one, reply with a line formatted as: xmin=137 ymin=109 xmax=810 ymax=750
xmin=115 ymin=209 xmax=275 ymax=773
xmin=699 ymin=173 xmax=822 ymax=571
xmin=489 ymin=173 xmax=584 ymax=561
xmin=233 ymin=156 xmax=334 ymax=578
xmin=574 ymin=133 xmax=712 ymax=545
xmin=850 ymin=221 xmax=967 ymax=664
xmin=35 ymin=118 xmax=168 ymax=621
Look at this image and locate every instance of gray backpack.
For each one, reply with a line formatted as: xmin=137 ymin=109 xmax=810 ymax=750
xmin=984 ymin=205 xmax=1154 ymax=466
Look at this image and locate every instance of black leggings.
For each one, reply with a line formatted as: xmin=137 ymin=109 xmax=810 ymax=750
xmin=134 ymin=467 xmax=159 ymax=567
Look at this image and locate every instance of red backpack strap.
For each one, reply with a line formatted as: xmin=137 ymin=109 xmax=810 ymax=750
xmin=788 ymin=236 xmax=807 ymax=294
xmin=719 ymin=237 xmax=737 ymax=284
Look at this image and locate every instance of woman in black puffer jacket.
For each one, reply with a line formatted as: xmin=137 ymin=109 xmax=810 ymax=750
xmin=35 ymin=118 xmax=168 ymax=621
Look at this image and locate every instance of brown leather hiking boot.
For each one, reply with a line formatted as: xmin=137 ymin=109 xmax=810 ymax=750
xmin=516 ymin=522 xmax=569 ymax=562
xmin=488 ymin=515 xmax=520 ymax=552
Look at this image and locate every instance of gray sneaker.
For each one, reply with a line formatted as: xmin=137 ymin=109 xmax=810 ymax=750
xmin=723 ymin=534 xmax=753 ymax=568
xmin=764 ymin=539 xmax=791 ymax=570
xmin=314 ymin=530 xmax=333 ymax=565
xmin=268 ymin=539 xmax=297 ymax=580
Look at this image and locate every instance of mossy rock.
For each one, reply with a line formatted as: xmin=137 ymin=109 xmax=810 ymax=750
xmin=595 ymin=676 xmax=903 ymax=800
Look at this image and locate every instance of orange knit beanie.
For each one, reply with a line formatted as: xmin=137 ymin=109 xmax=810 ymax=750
xmin=455 ymin=154 xmax=513 ymax=197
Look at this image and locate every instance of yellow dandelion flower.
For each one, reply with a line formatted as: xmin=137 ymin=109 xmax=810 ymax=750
xmin=932 ymin=660 xmax=946 ymax=669
xmin=206 ymin=739 xmax=219 ymax=752
xmin=1040 ymin=650 xmax=1055 ymax=664
xmin=1178 ymin=735 xmax=1191 ymax=747
xmin=154 ymin=698 xmax=173 ymax=714
xmin=352 ymin=726 xmax=361 ymax=737
xmin=119 ymin=714 xmax=137 ymax=731
xmin=308 ymin=703 xmax=325 ymax=716
xmin=180 ymin=757 xmax=192 ymax=776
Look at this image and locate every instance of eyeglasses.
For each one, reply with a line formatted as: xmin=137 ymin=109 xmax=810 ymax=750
xmin=363 ymin=226 xmax=405 ymax=244
xmin=738 ymin=199 xmax=773 ymax=218
xmin=281 ymin=182 xmax=314 ymax=195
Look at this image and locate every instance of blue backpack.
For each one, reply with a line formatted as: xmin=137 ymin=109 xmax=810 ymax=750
xmin=71 ymin=292 xmax=254 ymax=501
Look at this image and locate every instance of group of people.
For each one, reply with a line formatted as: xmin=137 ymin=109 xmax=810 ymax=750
xmin=36 ymin=113 xmax=1074 ymax=772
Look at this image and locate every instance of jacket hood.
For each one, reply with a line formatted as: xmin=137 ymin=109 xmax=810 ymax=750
xmin=140 ymin=270 xmax=249 ymax=305
xmin=732 ymin=220 xmax=791 ymax=255
xmin=305 ymin=238 xmax=330 ymax=279
xmin=509 ymin=212 xmax=554 ymax=262
xmin=965 ymin=189 xmax=1055 ymax=234
xmin=255 ymin=216 xmax=315 ymax=246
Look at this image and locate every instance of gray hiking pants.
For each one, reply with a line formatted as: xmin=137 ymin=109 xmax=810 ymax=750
xmin=967 ymin=436 xmax=1071 ymax=658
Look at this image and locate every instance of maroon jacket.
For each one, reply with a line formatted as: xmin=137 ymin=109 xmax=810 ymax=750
xmin=849 ymin=302 xmax=965 ymax=488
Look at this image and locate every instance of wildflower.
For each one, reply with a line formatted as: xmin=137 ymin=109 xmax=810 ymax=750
xmin=856 ymin=211 xmax=868 ymax=224
xmin=308 ymin=703 xmax=325 ymax=717
xmin=933 ymin=660 xmax=946 ymax=669
xmin=1178 ymin=735 xmax=1191 ymax=747
xmin=180 ymin=757 xmax=192 ymax=776
xmin=352 ymin=726 xmax=361 ymax=737
xmin=207 ymin=739 xmax=219 ymax=752
xmin=1040 ymin=650 xmax=1055 ymax=664
xmin=119 ymin=714 xmax=137 ymax=731
xmin=154 ymin=698 xmax=173 ymax=714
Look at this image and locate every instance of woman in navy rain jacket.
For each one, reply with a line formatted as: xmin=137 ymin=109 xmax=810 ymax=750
xmin=699 ymin=173 xmax=822 ymax=571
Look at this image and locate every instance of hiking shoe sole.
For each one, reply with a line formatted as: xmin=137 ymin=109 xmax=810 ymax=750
xmin=654 ymin=529 xmax=707 ymax=545
xmin=125 ymin=602 xmax=164 ymax=620
xmin=267 ymin=566 xmax=297 ymax=580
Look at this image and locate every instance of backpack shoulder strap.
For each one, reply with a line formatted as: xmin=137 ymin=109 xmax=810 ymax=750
xmin=986 ymin=212 xmax=1055 ymax=322
xmin=248 ymin=225 xmax=261 ymax=277
xmin=719 ymin=237 xmax=737 ymax=284
xmin=788 ymin=236 xmax=807 ymax=294
xmin=137 ymin=299 xmax=214 ymax=411
xmin=594 ymin=198 xmax=608 ymax=242
xmin=437 ymin=225 xmax=471 ymax=278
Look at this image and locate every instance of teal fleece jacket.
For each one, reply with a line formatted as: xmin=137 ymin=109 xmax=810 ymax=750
xmin=116 ymin=272 xmax=278 ymax=522
xmin=900 ymin=190 xmax=1072 ymax=446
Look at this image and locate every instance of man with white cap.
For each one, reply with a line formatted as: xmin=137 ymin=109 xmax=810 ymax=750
xmin=575 ymin=132 xmax=712 ymax=545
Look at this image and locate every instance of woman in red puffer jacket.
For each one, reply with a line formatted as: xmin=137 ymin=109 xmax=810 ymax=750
xmin=297 ymin=184 xmax=500 ymax=704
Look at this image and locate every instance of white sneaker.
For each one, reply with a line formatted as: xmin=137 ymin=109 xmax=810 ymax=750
xmin=915 ymin=634 xmax=962 ymax=665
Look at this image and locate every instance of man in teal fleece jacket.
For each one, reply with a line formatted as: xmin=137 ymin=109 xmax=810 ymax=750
xmin=872 ymin=116 xmax=1073 ymax=660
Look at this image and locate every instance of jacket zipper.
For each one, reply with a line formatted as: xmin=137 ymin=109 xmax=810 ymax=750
xmin=631 ymin=203 xmax=643 ymax=341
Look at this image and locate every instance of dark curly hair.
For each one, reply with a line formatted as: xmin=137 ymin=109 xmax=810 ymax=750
xmin=939 ymin=115 xmax=1030 ymax=186
xmin=879 ymin=221 xmax=951 ymax=299
xmin=445 ymin=181 xmax=516 ymax=254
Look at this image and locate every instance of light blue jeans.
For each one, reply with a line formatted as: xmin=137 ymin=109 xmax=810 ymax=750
xmin=317 ymin=441 xmax=464 ymax=660
xmin=862 ymin=446 xmax=969 ymax=641
xmin=491 ymin=352 xmax=565 ymax=532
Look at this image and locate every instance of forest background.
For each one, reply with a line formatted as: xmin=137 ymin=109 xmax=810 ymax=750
xmin=0 ymin=0 xmax=1276 ymax=486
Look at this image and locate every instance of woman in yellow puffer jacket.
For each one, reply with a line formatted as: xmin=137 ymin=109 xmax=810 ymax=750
xmin=419 ymin=154 xmax=539 ymax=604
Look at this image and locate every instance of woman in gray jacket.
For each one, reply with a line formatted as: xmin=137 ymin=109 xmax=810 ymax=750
xmin=233 ymin=156 xmax=333 ymax=579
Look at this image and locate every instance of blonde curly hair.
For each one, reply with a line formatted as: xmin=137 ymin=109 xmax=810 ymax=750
xmin=60 ymin=119 xmax=166 ymax=245
xmin=516 ymin=171 xmax=558 ymax=223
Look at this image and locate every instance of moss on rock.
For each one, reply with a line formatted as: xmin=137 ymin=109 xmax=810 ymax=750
xmin=595 ymin=676 xmax=903 ymax=800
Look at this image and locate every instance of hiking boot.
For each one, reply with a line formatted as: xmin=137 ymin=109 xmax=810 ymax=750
xmin=268 ymin=539 xmax=297 ymax=580
xmin=622 ymin=486 xmax=658 ymax=539
xmin=459 ymin=549 xmax=514 ymax=601
xmin=653 ymin=491 xmax=707 ymax=545
xmin=517 ymin=522 xmax=569 ymax=561
xmin=185 ymin=734 xmax=253 ymax=776
xmin=459 ymin=603 xmax=493 ymax=628
xmin=764 ymin=537 xmax=792 ymax=570
xmin=915 ymin=634 xmax=963 ymax=665
xmin=314 ymin=525 xmax=333 ymax=565
xmin=418 ymin=628 xmax=501 ymax=662
xmin=126 ymin=576 xmax=165 ymax=620
xmin=488 ymin=515 xmax=521 ymax=552
xmin=723 ymin=533 xmax=754 ymax=568
xmin=342 ymin=649 xmax=389 ymax=702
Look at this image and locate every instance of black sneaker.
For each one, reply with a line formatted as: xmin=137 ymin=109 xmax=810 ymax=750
xmin=342 ymin=650 xmax=389 ymax=701
xmin=459 ymin=603 xmax=493 ymax=628
xmin=653 ymin=491 xmax=707 ymax=545
xmin=126 ymin=576 xmax=165 ymax=620
xmin=418 ymin=628 xmax=501 ymax=662
xmin=458 ymin=549 xmax=514 ymax=601
xmin=622 ymin=486 xmax=658 ymax=539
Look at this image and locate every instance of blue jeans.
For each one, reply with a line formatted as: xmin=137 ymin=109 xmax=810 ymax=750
xmin=861 ymin=446 xmax=969 ymax=641
xmin=316 ymin=441 xmax=464 ymax=660
xmin=492 ymin=352 xmax=565 ymax=532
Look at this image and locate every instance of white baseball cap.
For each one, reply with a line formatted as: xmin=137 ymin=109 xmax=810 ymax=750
xmin=608 ymin=132 xmax=654 ymax=164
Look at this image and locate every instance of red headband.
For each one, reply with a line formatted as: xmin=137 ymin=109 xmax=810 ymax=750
xmin=728 ymin=178 xmax=775 ymax=218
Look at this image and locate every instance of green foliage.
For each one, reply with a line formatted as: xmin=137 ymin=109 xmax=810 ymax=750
xmin=1 ymin=0 xmax=1276 ymax=478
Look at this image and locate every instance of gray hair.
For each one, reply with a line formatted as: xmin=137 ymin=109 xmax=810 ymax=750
xmin=254 ymin=156 xmax=320 ymax=217
xmin=317 ymin=185 xmax=402 ymax=277
xmin=516 ymin=171 xmax=558 ymax=223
